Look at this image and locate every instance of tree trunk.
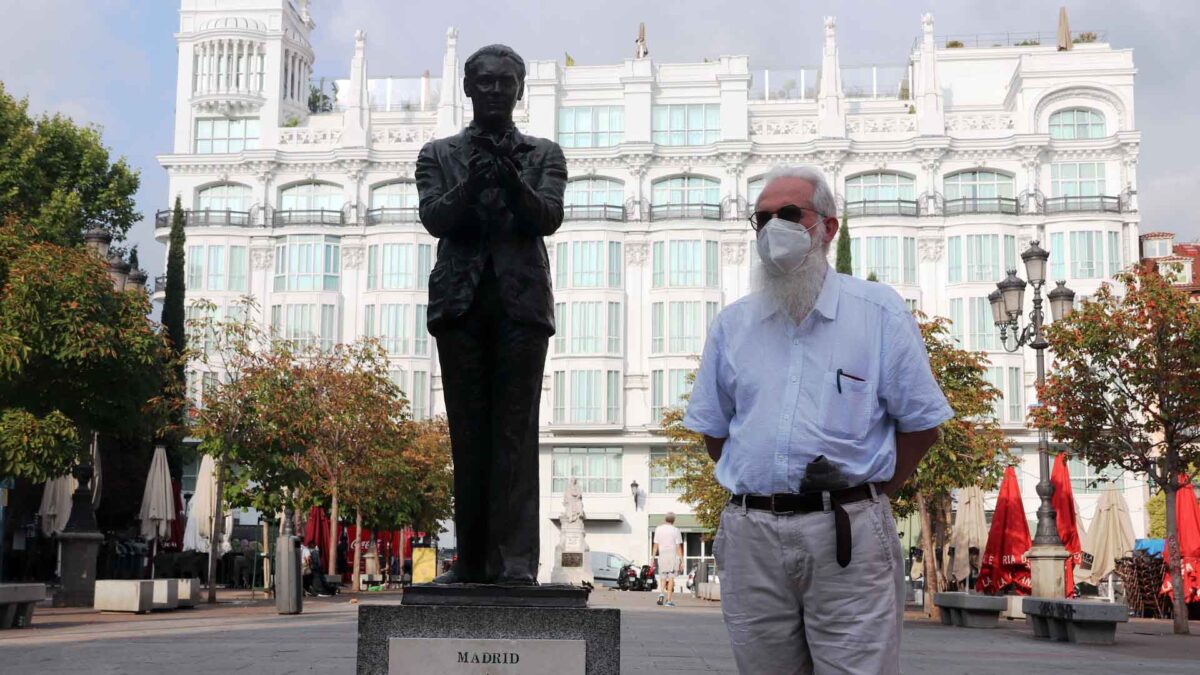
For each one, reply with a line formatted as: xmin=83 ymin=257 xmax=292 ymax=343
xmin=328 ymin=487 xmax=339 ymax=577
xmin=262 ymin=520 xmax=270 ymax=592
xmin=1164 ymin=484 xmax=1190 ymax=634
xmin=917 ymin=491 xmax=941 ymax=621
xmin=352 ymin=511 xmax=364 ymax=592
xmin=206 ymin=458 xmax=225 ymax=604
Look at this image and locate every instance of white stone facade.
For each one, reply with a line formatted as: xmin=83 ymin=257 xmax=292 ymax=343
xmin=159 ymin=2 xmax=1148 ymax=582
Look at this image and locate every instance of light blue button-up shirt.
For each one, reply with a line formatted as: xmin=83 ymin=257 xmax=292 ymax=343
xmin=683 ymin=267 xmax=954 ymax=496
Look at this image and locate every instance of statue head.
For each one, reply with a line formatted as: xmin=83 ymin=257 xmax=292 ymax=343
xmin=464 ymin=44 xmax=526 ymax=130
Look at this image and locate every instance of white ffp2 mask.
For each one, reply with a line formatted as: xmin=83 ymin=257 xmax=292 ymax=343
xmin=756 ymin=217 xmax=816 ymax=274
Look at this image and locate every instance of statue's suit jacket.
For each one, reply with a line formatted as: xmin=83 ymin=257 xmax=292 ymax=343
xmin=415 ymin=124 xmax=568 ymax=336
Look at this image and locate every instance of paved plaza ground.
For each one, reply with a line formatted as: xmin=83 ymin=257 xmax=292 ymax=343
xmin=0 ymin=587 xmax=1196 ymax=674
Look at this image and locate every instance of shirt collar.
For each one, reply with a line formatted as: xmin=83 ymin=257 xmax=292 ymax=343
xmin=756 ymin=264 xmax=842 ymax=323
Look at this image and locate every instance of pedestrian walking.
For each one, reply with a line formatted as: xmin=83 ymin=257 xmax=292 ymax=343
xmin=684 ymin=165 xmax=953 ymax=674
xmin=654 ymin=513 xmax=685 ymax=606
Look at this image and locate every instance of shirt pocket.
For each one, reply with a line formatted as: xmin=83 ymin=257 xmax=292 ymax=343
xmin=818 ymin=369 xmax=877 ymax=439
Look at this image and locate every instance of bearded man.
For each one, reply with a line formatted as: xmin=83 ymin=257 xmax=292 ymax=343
xmin=683 ymin=166 xmax=952 ymax=674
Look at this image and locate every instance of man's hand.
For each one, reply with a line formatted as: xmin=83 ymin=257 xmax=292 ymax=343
xmin=464 ymin=148 xmax=491 ymax=195
xmin=496 ymin=155 xmax=524 ymax=194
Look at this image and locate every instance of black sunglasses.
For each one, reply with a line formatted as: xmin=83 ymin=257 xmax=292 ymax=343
xmin=748 ymin=204 xmax=826 ymax=232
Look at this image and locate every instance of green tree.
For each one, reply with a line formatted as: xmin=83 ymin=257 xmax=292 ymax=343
xmin=1031 ymin=269 xmax=1200 ymax=634
xmin=891 ymin=313 xmax=1010 ymax=619
xmin=0 ymin=222 xmax=169 ymax=482
xmin=655 ymin=372 xmax=728 ymax=536
xmin=0 ymin=82 xmax=140 ymax=248
xmin=835 ymin=211 xmax=852 ymax=274
xmin=160 ymin=197 xmax=187 ymax=477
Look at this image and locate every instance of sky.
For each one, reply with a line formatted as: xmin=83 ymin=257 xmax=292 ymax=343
xmin=1 ymin=0 xmax=1197 ymax=281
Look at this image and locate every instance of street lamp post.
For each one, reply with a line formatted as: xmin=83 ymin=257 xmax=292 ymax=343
xmin=988 ymin=240 xmax=1076 ymax=598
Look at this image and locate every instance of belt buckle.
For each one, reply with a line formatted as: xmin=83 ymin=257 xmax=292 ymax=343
xmin=770 ymin=494 xmax=794 ymax=515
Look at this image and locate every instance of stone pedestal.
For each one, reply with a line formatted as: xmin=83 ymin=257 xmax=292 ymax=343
xmin=357 ymin=603 xmax=619 ymax=675
xmin=1027 ymin=545 xmax=1069 ymax=599
xmin=53 ymin=531 xmax=104 ymax=607
xmin=551 ymin=525 xmax=592 ymax=586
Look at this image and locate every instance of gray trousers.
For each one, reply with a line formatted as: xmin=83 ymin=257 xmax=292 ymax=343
xmin=714 ymin=495 xmax=905 ymax=675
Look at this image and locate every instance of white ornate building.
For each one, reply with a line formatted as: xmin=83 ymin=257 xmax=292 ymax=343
xmin=159 ymin=1 xmax=1149 ymax=581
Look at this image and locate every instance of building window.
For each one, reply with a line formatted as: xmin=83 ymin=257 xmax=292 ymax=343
xmin=965 ymin=234 xmax=1001 ymax=283
xmin=607 ymin=301 xmax=621 ymax=353
xmin=553 ymin=371 xmax=566 ymax=423
xmin=195 ymin=118 xmax=260 ymax=154
xmin=668 ymin=369 xmax=692 ymax=403
xmin=417 ymin=244 xmax=432 ymax=289
xmin=1005 ymin=235 xmax=1017 ymax=273
xmin=944 ymin=171 xmax=1015 ymax=200
xmin=554 ymin=302 xmax=566 ymax=354
xmin=845 ymin=173 xmax=916 ymax=214
xmin=414 ymin=305 xmax=428 ymax=355
xmin=652 ymin=103 xmax=720 ymax=145
xmin=279 ymin=182 xmax=343 ymax=211
xmin=571 ymin=241 xmax=604 ymax=287
xmin=1050 ymin=232 xmax=1066 ymax=280
xmin=652 ymin=239 xmax=718 ymax=288
xmin=569 ymin=302 xmax=602 ymax=353
xmin=274 ymin=235 xmax=339 ymax=291
xmin=969 ymin=297 xmax=999 ymax=351
xmin=1049 ymin=108 xmax=1106 ymax=140
xmin=551 ymin=447 xmax=622 ymax=494
xmin=984 ymin=367 xmax=1004 ymax=419
xmin=1142 ymin=239 xmax=1172 ymax=258
xmin=410 ymin=371 xmax=428 ymax=419
xmin=948 ymin=298 xmax=964 ymax=345
xmin=947 ymin=236 xmax=963 ymax=284
xmin=905 ymin=298 xmax=919 ymax=312
xmin=197 ymin=183 xmax=253 ymax=212
xmin=1107 ymin=232 xmax=1122 ymax=276
xmin=559 ymin=106 xmax=624 ymax=148
xmin=228 ymin=246 xmax=248 ymax=292
xmin=207 ymin=245 xmax=226 ymax=291
xmin=668 ymin=301 xmax=702 ymax=353
xmin=380 ymin=304 xmax=410 ymax=355
xmin=187 ymin=245 xmax=204 ymax=289
xmin=859 ymin=237 xmax=900 ymax=283
xmin=606 ymin=370 xmax=621 ymax=424
xmin=706 ymin=301 xmax=721 ymax=331
xmin=1066 ymin=457 xmax=1124 ymax=493
xmin=746 ymin=177 xmax=765 ymax=209
xmin=570 ymin=370 xmax=602 ymax=423
xmin=650 ymin=449 xmax=684 ymax=494
xmin=651 ymin=177 xmax=721 ymax=220
xmin=1007 ymin=367 xmax=1023 ymax=422
xmin=363 ymin=304 xmax=375 ymax=337
xmin=371 ymin=182 xmax=418 ymax=208
xmin=1050 ymin=163 xmax=1106 ymax=197
xmin=381 ymin=243 xmax=414 ymax=289
xmin=319 ymin=304 xmax=337 ymax=351
xmin=277 ymin=304 xmax=320 ymax=347
xmin=565 ymin=178 xmax=625 ymax=220
xmin=389 ymin=369 xmax=407 ymax=400
xmin=650 ymin=370 xmax=664 ymax=423
xmin=1069 ymin=231 xmax=1105 ymax=279
xmin=903 ymin=237 xmax=917 ymax=284
xmin=651 ymin=302 xmax=664 ymax=354
xmin=608 ymin=242 xmax=623 ymax=288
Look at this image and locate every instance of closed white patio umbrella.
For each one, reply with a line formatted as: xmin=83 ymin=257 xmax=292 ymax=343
xmin=139 ymin=446 xmax=175 ymax=575
xmin=1078 ymin=488 xmax=1135 ymax=591
xmin=37 ymin=475 xmax=75 ymax=536
xmin=183 ymin=454 xmax=217 ymax=553
xmin=948 ymin=486 xmax=988 ymax=588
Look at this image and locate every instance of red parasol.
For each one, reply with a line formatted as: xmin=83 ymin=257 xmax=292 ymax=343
xmin=303 ymin=506 xmax=331 ymax=549
xmin=1051 ymin=454 xmax=1083 ymax=596
xmin=1160 ymin=476 xmax=1200 ymax=603
xmin=976 ymin=466 xmax=1032 ymax=595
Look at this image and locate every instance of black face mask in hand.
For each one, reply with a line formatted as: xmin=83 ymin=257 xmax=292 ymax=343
xmin=799 ymin=455 xmax=851 ymax=493
xmin=470 ymin=130 xmax=535 ymax=170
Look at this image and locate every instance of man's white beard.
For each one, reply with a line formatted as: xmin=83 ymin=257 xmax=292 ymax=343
xmin=754 ymin=243 xmax=830 ymax=323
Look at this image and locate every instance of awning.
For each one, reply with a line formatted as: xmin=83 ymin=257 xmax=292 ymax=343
xmin=648 ymin=513 xmax=710 ymax=533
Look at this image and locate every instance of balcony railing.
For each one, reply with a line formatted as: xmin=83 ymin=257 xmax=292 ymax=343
xmin=648 ymin=204 xmax=722 ymax=222
xmin=844 ymin=200 xmax=920 ymax=217
xmin=1043 ymin=195 xmax=1122 ymax=215
xmin=944 ymin=197 xmax=1019 ymax=216
xmin=564 ymin=205 xmax=626 ymax=222
xmin=272 ymin=209 xmax=345 ymax=226
xmin=155 ymin=209 xmax=253 ymax=228
xmin=365 ymin=207 xmax=420 ymax=225
xmin=154 ymin=274 xmax=167 ymax=293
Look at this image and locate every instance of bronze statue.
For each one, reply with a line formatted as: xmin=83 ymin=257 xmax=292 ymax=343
xmin=415 ymin=44 xmax=567 ymax=585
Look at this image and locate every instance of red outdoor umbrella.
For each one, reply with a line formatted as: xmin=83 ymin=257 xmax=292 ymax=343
xmin=977 ymin=466 xmax=1032 ymax=595
xmin=303 ymin=506 xmax=330 ymax=549
xmin=1160 ymin=476 xmax=1200 ymax=603
xmin=1051 ymin=454 xmax=1083 ymax=596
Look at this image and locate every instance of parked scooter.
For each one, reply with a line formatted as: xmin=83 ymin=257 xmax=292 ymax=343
xmin=638 ymin=563 xmax=657 ymax=592
xmin=617 ymin=561 xmax=639 ymax=590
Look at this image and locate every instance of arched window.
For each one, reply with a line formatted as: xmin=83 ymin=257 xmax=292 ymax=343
xmin=276 ymin=182 xmax=344 ymax=225
xmin=367 ymin=182 xmax=419 ymax=224
xmin=943 ymin=170 xmax=1017 ymax=215
xmin=197 ymin=184 xmax=252 ymax=211
xmin=845 ymin=173 xmax=917 ymax=216
xmin=564 ymin=178 xmax=625 ymax=220
xmin=1049 ymin=108 xmax=1106 ymax=140
xmin=650 ymin=176 xmax=721 ymax=221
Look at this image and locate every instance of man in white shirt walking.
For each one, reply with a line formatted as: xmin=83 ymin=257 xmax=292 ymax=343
xmin=684 ymin=166 xmax=952 ymax=674
xmin=653 ymin=512 xmax=684 ymax=606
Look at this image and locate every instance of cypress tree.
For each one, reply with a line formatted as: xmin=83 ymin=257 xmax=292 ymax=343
xmin=127 ymin=245 xmax=139 ymax=271
xmin=835 ymin=211 xmax=852 ymax=275
xmin=161 ymin=196 xmax=187 ymax=478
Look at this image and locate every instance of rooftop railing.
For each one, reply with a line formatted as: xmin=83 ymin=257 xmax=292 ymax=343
xmin=844 ymin=200 xmax=920 ymax=217
xmin=564 ymin=205 xmax=626 ymax=222
xmin=925 ymin=30 xmax=1106 ymax=50
xmin=154 ymin=209 xmax=253 ymax=228
xmin=649 ymin=203 xmax=722 ymax=222
xmin=944 ymin=197 xmax=1020 ymax=216
xmin=751 ymin=65 xmax=909 ymax=101
xmin=365 ymin=207 xmax=421 ymax=225
xmin=272 ymin=209 xmax=345 ymax=226
xmin=1043 ymin=195 xmax=1122 ymax=215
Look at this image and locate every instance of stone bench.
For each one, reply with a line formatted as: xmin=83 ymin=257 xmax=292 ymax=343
xmin=94 ymin=580 xmax=154 ymax=613
xmin=0 ymin=583 xmax=46 ymax=628
xmin=1021 ymin=598 xmax=1129 ymax=645
xmin=176 ymin=578 xmax=200 ymax=608
xmin=933 ymin=592 xmax=1008 ymax=628
xmin=152 ymin=579 xmax=179 ymax=610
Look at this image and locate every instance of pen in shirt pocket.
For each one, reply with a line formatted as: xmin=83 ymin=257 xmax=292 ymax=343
xmin=836 ymin=368 xmax=865 ymax=394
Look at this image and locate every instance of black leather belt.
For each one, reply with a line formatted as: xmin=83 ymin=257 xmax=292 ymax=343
xmin=729 ymin=483 xmax=880 ymax=569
